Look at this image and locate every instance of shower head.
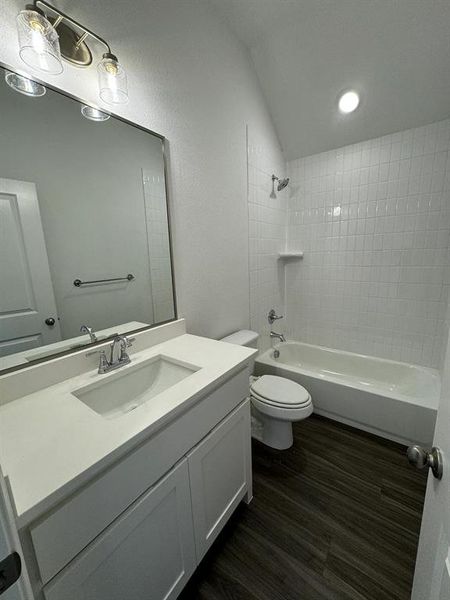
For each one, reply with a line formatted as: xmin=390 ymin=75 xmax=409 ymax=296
xmin=277 ymin=177 xmax=289 ymax=191
xmin=271 ymin=174 xmax=289 ymax=197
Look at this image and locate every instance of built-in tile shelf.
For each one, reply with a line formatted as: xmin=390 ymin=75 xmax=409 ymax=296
xmin=278 ymin=251 xmax=304 ymax=260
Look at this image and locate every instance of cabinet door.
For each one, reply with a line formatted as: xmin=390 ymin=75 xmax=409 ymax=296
xmin=188 ymin=400 xmax=252 ymax=560
xmin=43 ymin=459 xmax=196 ymax=600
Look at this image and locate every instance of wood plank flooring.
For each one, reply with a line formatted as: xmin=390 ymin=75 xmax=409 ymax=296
xmin=179 ymin=415 xmax=427 ymax=600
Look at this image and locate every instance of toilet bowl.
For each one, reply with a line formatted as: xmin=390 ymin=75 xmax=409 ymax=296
xmin=250 ymin=374 xmax=313 ymax=449
xmin=220 ymin=330 xmax=313 ymax=450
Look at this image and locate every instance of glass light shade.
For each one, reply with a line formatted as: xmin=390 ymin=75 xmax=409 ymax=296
xmin=16 ymin=9 xmax=63 ymax=74
xmin=98 ymin=55 xmax=128 ymax=104
xmin=4 ymin=70 xmax=46 ymax=97
xmin=81 ymin=104 xmax=110 ymax=122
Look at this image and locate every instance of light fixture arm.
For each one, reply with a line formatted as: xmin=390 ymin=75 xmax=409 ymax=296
xmin=33 ymin=0 xmax=113 ymax=56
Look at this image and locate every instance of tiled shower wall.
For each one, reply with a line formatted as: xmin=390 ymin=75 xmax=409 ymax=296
xmin=247 ymin=127 xmax=287 ymax=351
xmin=286 ymin=119 xmax=450 ymax=368
xmin=143 ymin=170 xmax=175 ymax=324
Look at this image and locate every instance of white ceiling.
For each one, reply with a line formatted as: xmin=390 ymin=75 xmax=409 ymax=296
xmin=210 ymin=0 xmax=450 ymax=159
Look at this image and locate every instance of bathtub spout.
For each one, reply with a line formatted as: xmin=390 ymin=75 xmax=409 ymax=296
xmin=270 ymin=331 xmax=286 ymax=343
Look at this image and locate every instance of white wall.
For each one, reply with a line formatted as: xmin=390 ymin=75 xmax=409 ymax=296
xmin=247 ymin=128 xmax=287 ymax=351
xmin=0 ymin=0 xmax=283 ymax=340
xmin=286 ymin=120 xmax=450 ymax=368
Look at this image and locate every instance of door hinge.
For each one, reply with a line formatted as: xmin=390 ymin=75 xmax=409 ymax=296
xmin=0 ymin=552 xmax=21 ymax=595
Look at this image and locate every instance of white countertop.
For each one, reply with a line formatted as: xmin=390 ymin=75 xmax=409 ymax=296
xmin=0 ymin=333 xmax=256 ymax=527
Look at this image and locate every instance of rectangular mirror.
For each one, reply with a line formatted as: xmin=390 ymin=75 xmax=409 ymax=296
xmin=0 ymin=66 xmax=176 ymax=373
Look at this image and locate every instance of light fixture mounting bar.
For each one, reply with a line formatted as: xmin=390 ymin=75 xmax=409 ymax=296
xmin=34 ymin=0 xmax=112 ymax=55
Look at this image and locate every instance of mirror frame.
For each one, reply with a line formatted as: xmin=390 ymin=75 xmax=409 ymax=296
xmin=0 ymin=62 xmax=177 ymax=376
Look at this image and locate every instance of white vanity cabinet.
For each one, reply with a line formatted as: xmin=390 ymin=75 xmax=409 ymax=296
xmin=43 ymin=459 xmax=196 ymax=600
xmin=22 ymin=368 xmax=252 ymax=600
xmin=188 ymin=401 xmax=252 ymax=560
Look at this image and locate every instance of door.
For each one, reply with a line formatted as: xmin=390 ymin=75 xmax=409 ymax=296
xmin=0 ymin=467 xmax=32 ymax=600
xmin=188 ymin=400 xmax=252 ymax=561
xmin=0 ymin=178 xmax=61 ymax=359
xmin=43 ymin=459 xmax=196 ymax=600
xmin=411 ymin=333 xmax=450 ymax=599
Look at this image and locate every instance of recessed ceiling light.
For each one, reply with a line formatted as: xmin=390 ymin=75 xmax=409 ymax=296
xmin=338 ymin=90 xmax=360 ymax=114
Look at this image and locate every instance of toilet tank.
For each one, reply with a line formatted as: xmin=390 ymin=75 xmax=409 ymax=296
xmin=220 ymin=330 xmax=259 ymax=348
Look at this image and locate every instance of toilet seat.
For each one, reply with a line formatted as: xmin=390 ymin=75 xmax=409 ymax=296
xmin=250 ymin=375 xmax=311 ymax=409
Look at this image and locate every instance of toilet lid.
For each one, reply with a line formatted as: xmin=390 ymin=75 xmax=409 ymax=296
xmin=251 ymin=375 xmax=310 ymax=407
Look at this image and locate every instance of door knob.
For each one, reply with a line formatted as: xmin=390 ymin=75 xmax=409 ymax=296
xmin=45 ymin=317 xmax=56 ymax=326
xmin=407 ymin=445 xmax=443 ymax=480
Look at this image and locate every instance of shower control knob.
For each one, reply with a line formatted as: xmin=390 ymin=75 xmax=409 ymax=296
xmin=407 ymin=445 xmax=443 ymax=480
xmin=45 ymin=317 xmax=56 ymax=327
xmin=268 ymin=309 xmax=283 ymax=325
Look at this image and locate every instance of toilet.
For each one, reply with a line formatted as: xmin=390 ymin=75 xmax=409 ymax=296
xmin=221 ymin=330 xmax=313 ymax=450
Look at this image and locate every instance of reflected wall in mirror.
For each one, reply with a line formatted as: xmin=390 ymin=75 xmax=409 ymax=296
xmin=0 ymin=67 xmax=175 ymax=372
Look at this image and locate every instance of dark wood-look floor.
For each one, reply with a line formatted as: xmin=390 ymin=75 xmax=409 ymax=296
xmin=179 ymin=415 xmax=427 ymax=600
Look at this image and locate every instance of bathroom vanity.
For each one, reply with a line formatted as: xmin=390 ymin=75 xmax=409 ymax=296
xmin=0 ymin=320 xmax=256 ymax=600
xmin=0 ymin=62 xmax=255 ymax=600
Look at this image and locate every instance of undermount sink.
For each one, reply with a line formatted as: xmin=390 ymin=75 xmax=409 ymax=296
xmin=73 ymin=355 xmax=200 ymax=419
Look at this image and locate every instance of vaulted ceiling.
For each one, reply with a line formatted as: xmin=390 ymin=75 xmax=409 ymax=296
xmin=211 ymin=0 xmax=450 ymax=159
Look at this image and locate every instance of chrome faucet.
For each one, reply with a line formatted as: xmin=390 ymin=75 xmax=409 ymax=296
xmin=86 ymin=334 xmax=135 ymax=374
xmin=270 ymin=331 xmax=286 ymax=343
xmin=80 ymin=324 xmax=98 ymax=343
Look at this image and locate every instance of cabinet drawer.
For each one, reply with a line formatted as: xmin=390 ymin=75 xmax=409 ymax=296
xmin=188 ymin=399 xmax=252 ymax=560
xmin=30 ymin=367 xmax=249 ymax=584
xmin=43 ymin=459 xmax=196 ymax=600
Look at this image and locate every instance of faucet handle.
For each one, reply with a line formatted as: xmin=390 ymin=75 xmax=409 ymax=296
xmin=118 ymin=336 xmax=135 ymax=361
xmin=86 ymin=349 xmax=110 ymax=373
xmin=268 ymin=309 xmax=284 ymax=324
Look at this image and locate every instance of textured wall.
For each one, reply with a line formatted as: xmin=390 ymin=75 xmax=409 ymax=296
xmin=0 ymin=0 xmax=282 ymax=339
xmin=286 ymin=120 xmax=450 ymax=368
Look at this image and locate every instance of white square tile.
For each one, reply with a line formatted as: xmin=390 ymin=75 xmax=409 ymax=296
xmin=283 ymin=119 xmax=450 ymax=368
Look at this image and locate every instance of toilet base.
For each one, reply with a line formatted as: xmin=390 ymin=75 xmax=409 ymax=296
xmin=251 ymin=408 xmax=293 ymax=450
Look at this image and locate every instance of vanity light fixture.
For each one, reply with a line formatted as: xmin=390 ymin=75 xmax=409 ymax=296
xmin=338 ymin=90 xmax=360 ymax=114
xmin=97 ymin=53 xmax=128 ymax=105
xmin=4 ymin=69 xmax=46 ymax=97
xmin=80 ymin=104 xmax=110 ymax=122
xmin=16 ymin=4 xmax=63 ymax=74
xmin=15 ymin=1 xmax=128 ymax=104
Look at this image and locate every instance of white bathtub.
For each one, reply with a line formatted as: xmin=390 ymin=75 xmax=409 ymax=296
xmin=255 ymin=341 xmax=439 ymax=446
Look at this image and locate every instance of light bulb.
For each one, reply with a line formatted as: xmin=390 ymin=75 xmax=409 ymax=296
xmin=104 ymin=61 xmax=118 ymax=76
xmin=16 ymin=7 xmax=63 ymax=74
xmin=28 ymin=16 xmax=45 ymax=32
xmin=338 ymin=90 xmax=360 ymax=114
xmin=98 ymin=53 xmax=128 ymax=104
